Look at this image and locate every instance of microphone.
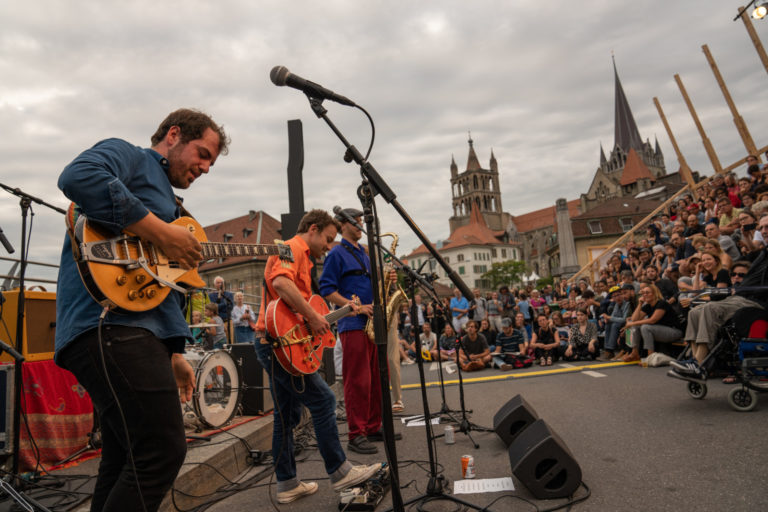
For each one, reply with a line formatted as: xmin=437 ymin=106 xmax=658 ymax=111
xmin=332 ymin=206 xmax=364 ymax=231
xmin=0 ymin=226 xmax=14 ymax=254
xmin=270 ymin=66 xmax=356 ymax=107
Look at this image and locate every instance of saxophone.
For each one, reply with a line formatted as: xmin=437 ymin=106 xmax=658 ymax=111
xmin=365 ymin=232 xmax=408 ymax=341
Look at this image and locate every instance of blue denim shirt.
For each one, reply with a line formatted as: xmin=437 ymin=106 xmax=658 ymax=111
xmin=54 ymin=138 xmax=191 ymax=361
xmin=318 ymin=239 xmax=372 ymax=333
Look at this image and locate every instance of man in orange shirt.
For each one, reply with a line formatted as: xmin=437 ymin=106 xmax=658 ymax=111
xmin=253 ymin=209 xmax=381 ymax=504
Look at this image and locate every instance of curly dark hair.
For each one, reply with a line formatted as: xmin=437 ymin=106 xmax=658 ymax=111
xmin=151 ymin=108 xmax=230 ymax=155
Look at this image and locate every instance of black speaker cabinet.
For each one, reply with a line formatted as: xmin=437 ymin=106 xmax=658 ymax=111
xmin=493 ymin=394 xmax=540 ymax=447
xmin=507 ymin=419 xmax=582 ymax=499
xmin=228 ymin=343 xmax=273 ymax=415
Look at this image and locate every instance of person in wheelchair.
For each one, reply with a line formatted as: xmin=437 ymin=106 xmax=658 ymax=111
xmin=671 ymin=215 xmax=768 ymax=378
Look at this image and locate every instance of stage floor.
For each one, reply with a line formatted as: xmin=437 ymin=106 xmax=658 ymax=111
xmin=204 ymin=360 xmax=768 ymax=512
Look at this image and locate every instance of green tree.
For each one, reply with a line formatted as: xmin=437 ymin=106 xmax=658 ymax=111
xmin=481 ymin=260 xmax=528 ymax=289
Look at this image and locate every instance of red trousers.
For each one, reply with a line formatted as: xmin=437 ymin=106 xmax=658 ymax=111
xmin=340 ymin=330 xmax=382 ymax=440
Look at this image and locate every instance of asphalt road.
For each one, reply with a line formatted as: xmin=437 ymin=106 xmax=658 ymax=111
xmin=201 ymin=360 xmax=768 ymax=512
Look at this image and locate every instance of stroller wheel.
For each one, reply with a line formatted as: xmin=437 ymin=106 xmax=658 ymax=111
xmin=687 ymin=381 xmax=707 ymax=399
xmin=728 ymin=387 xmax=757 ymax=412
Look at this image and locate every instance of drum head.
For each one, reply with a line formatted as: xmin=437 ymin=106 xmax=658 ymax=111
xmin=192 ymin=350 xmax=241 ymax=428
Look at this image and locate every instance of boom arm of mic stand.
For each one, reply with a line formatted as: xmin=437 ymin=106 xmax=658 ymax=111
xmin=306 ymin=100 xmax=473 ymax=302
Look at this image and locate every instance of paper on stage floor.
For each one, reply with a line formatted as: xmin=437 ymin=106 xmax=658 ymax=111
xmin=454 ymin=477 xmax=515 ymax=494
xmin=401 ymin=415 xmax=440 ymax=427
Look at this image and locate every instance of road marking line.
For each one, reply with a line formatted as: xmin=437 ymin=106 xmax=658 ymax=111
xmin=582 ymin=371 xmax=607 ymax=378
xmin=401 ymin=360 xmax=638 ymax=389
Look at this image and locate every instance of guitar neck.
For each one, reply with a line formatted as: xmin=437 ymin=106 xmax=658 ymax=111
xmin=201 ymin=242 xmax=281 ymax=259
xmin=326 ymin=305 xmax=353 ymax=325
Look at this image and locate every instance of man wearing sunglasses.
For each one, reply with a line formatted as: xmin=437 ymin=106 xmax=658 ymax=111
xmin=671 ymin=217 xmax=768 ymax=378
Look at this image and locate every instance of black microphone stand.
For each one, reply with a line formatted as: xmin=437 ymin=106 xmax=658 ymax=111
xmin=0 ymin=184 xmax=64 ymax=512
xmin=302 ymin=95 xmax=480 ymax=512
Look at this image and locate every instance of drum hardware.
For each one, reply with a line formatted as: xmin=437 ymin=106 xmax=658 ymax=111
xmin=182 ymin=348 xmax=242 ymax=430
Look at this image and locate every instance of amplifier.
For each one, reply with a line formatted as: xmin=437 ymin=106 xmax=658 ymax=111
xmin=0 ymin=290 xmax=56 ymax=363
xmin=228 ymin=343 xmax=273 ymax=415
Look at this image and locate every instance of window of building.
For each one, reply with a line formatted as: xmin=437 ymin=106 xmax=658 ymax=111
xmin=457 ymin=254 xmax=464 ymax=262
xmin=492 ymin=248 xmax=497 ymax=258
xmin=619 ymin=217 xmax=633 ymax=232
xmin=473 ymin=265 xmax=487 ymax=274
xmin=588 ymin=221 xmax=603 ymax=234
xmin=475 ymin=279 xmax=491 ymax=289
xmin=459 ymin=266 xmax=465 ymax=275
xmin=501 ymin=249 xmax=507 ymax=258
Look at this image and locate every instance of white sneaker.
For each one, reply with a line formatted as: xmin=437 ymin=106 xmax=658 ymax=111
xmin=277 ymin=481 xmax=318 ymax=503
xmin=332 ymin=463 xmax=381 ymax=491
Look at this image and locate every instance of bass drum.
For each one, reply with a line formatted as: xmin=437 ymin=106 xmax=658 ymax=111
xmin=183 ymin=349 xmax=241 ymax=428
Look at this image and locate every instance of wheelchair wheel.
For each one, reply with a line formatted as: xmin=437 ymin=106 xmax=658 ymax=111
xmin=687 ymin=381 xmax=707 ymax=400
xmin=728 ymin=387 xmax=758 ymax=412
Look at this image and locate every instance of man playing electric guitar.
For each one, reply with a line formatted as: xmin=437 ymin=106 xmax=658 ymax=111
xmin=253 ymin=209 xmax=381 ymax=504
xmin=55 ymin=109 xmax=229 ymax=511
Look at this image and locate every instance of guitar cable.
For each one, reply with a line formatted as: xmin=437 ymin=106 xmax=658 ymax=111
xmin=96 ymin=307 xmax=148 ymax=512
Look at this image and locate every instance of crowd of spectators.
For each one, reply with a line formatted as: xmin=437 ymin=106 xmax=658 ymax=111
xmin=395 ymin=158 xmax=768 ymax=376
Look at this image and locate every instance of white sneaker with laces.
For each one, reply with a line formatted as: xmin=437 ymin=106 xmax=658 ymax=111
xmin=332 ymin=464 xmax=381 ymax=491
xmin=277 ymin=481 xmax=318 ymax=503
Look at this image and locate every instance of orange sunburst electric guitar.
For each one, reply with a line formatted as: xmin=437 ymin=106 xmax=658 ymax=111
xmin=265 ymin=295 xmax=358 ymax=375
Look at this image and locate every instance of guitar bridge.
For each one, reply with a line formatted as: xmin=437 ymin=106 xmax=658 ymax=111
xmin=79 ymin=234 xmax=142 ymax=266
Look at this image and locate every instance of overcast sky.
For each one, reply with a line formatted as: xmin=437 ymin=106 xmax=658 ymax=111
xmin=2 ymin=1 xmax=767 ymax=288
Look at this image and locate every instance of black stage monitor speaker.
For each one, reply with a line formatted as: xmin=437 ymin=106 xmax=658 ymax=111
xmin=228 ymin=343 xmax=273 ymax=415
xmin=507 ymin=419 xmax=582 ymax=499
xmin=493 ymin=394 xmax=539 ymax=447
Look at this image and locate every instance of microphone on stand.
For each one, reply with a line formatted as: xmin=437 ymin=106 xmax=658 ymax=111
xmin=0 ymin=225 xmax=14 ymax=254
xmin=270 ymin=66 xmax=356 ymax=107
xmin=332 ymin=206 xmax=364 ymax=231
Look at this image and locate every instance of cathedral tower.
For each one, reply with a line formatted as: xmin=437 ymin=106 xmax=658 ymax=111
xmin=449 ymin=134 xmax=507 ymax=232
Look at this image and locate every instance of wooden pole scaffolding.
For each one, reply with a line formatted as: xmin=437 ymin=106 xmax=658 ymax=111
xmin=701 ymin=44 xmax=760 ymax=159
xmin=674 ymin=74 xmax=724 ymax=174
xmin=654 ymin=97 xmax=697 ymax=188
xmin=738 ymin=6 xmax=768 ymax=75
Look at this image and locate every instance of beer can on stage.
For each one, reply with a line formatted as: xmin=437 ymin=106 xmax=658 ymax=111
xmin=444 ymin=425 xmax=455 ymax=444
xmin=461 ymin=455 xmax=475 ymax=479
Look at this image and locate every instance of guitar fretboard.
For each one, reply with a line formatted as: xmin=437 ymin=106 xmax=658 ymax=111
xmin=326 ymin=306 xmax=353 ymax=325
xmin=202 ymin=243 xmax=281 ymax=259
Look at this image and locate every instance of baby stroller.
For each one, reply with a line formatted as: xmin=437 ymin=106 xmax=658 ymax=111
xmin=668 ymin=306 xmax=768 ymax=411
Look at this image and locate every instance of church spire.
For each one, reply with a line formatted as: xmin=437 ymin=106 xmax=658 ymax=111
xmin=490 ymin=148 xmax=498 ymax=172
xmin=466 ymin=131 xmax=481 ymax=171
xmin=613 ymin=57 xmax=643 ymax=151
xmin=450 ymin=154 xmax=458 ymax=178
xmin=600 ymin=143 xmax=607 ymax=165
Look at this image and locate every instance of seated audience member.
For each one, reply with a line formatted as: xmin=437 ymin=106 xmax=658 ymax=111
xmin=716 ymin=196 xmax=742 ymax=236
xmin=530 ymin=314 xmax=560 ymax=366
xmin=691 ymin=250 xmax=731 ymax=290
xmin=431 ymin=324 xmax=458 ymax=363
xmin=477 ymin=318 xmax=497 ymax=347
xmin=736 ymin=210 xmax=763 ymax=255
xmin=190 ymin=310 xmax=205 ymax=345
xmin=683 ymin=214 xmax=703 ymax=238
xmin=670 ymin=232 xmax=696 ymax=261
xmin=622 ymin=283 xmax=683 ymax=362
xmin=703 ymin=238 xmax=732 ymax=270
xmin=416 ymin=322 xmax=437 ymax=361
xmin=203 ymin=302 xmax=227 ymax=350
xmin=645 ymin=265 xmax=677 ymax=302
xmin=457 ymin=320 xmax=491 ymax=370
xmin=600 ymin=286 xmax=631 ymax=360
xmin=514 ymin=311 xmax=531 ymax=341
xmin=563 ymin=308 xmax=598 ymax=361
xmin=730 ymin=260 xmax=751 ymax=287
xmin=491 ymin=318 xmax=528 ymax=370
xmin=550 ymin=310 xmax=570 ymax=349
xmin=704 ymin=221 xmax=740 ymax=262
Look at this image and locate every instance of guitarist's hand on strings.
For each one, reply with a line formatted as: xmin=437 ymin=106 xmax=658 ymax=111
xmin=308 ymin=312 xmax=332 ymax=336
xmin=127 ymin=212 xmax=202 ymax=269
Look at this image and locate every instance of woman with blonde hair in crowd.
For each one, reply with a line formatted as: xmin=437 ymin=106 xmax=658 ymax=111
xmin=702 ymin=238 xmax=732 ymax=271
xmin=621 ymin=283 xmax=683 ymax=362
xmin=692 ymin=250 xmax=731 ymax=290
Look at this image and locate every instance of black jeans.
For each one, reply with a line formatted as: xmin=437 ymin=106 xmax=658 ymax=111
xmin=58 ymin=326 xmax=186 ymax=512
